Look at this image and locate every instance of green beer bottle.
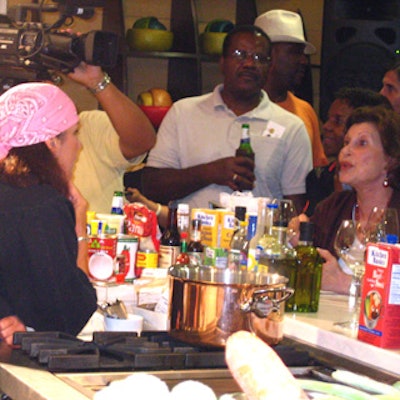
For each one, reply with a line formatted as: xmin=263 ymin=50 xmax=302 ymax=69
xmin=235 ymin=123 xmax=255 ymax=160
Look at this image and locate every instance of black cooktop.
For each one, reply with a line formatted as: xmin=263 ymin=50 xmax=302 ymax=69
xmin=5 ymin=330 xmax=315 ymax=373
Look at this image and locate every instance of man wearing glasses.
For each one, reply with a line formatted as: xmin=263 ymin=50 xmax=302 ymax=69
xmin=142 ymin=25 xmax=312 ymax=213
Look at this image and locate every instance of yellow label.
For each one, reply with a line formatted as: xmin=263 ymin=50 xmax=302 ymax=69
xmin=136 ymin=251 xmax=158 ymax=268
xmin=220 ymin=211 xmax=236 ymax=249
xmin=191 ymin=209 xmax=235 ymax=249
xmin=247 ymin=248 xmax=258 ymax=272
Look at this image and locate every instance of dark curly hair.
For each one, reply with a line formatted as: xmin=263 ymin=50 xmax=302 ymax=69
xmin=384 ymin=58 xmax=400 ymax=81
xmin=345 ymin=105 xmax=400 ymax=189
xmin=0 ymin=134 xmax=69 ymax=197
xmin=335 ymin=87 xmax=392 ymax=110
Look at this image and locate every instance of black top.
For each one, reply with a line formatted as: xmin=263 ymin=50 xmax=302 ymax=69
xmin=306 ymin=160 xmax=337 ymax=216
xmin=234 ymin=206 xmax=247 ymax=222
xmin=310 ymin=189 xmax=400 ymax=255
xmin=0 ymin=182 xmax=97 ymax=335
xmin=299 ymin=221 xmax=315 ymax=243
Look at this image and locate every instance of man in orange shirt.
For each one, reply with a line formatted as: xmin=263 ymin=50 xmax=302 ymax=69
xmin=255 ymin=9 xmax=328 ymax=168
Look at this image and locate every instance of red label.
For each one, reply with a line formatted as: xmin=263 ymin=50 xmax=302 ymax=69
xmin=358 ymin=242 xmax=400 ymax=348
xmin=116 ymin=236 xmax=138 ymax=280
xmin=88 ymin=236 xmax=116 ymax=258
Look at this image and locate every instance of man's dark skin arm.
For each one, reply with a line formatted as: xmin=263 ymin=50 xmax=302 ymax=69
xmin=141 ymin=156 xmax=255 ymax=204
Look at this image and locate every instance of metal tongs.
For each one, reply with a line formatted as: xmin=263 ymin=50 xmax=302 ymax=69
xmin=97 ymin=299 xmax=128 ymax=319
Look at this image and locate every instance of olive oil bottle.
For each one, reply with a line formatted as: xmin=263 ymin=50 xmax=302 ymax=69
xmin=289 ymin=222 xmax=323 ymax=312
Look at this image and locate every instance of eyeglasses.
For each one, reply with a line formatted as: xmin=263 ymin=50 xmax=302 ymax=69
xmin=229 ymin=49 xmax=270 ymax=65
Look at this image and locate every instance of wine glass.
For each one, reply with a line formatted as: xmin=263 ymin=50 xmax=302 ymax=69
xmin=275 ymin=199 xmax=298 ymax=241
xmin=366 ymin=207 xmax=399 ymax=244
xmin=364 ymin=205 xmax=384 ymax=237
xmin=333 ymin=219 xmax=366 ymax=336
xmin=384 ymin=208 xmax=400 ymax=241
xmin=377 ymin=208 xmax=399 ymax=243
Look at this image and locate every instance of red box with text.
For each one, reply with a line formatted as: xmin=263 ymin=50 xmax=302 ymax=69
xmin=358 ymin=242 xmax=400 ymax=348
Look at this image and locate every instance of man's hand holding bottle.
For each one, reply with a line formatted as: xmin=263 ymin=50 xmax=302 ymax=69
xmin=203 ymin=156 xmax=255 ymax=191
xmin=234 ymin=123 xmax=255 ymax=191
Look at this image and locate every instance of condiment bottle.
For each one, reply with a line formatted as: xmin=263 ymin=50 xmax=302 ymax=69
xmin=228 ymin=206 xmax=247 ymax=271
xmin=110 ymin=190 xmax=124 ymax=215
xmin=187 ymin=218 xmax=204 ymax=266
xmin=176 ymin=232 xmax=190 ymax=265
xmin=135 ymin=238 xmax=158 ymax=278
xmin=159 ymin=201 xmax=181 ymax=268
xmin=177 ymin=203 xmax=190 ymax=236
xmin=290 ymin=222 xmax=323 ymax=312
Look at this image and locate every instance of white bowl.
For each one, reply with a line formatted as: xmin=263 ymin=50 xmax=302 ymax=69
xmin=104 ymin=313 xmax=144 ymax=335
xmin=89 ymin=252 xmax=114 ymax=281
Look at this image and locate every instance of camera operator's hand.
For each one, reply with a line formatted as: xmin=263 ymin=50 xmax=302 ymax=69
xmin=67 ymin=62 xmax=105 ymax=91
xmin=67 ymin=60 xmax=156 ymax=160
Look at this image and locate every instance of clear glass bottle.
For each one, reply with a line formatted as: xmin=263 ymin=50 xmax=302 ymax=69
xmin=290 ymin=222 xmax=323 ymax=312
xmin=177 ymin=203 xmax=190 ymax=236
xmin=159 ymin=201 xmax=181 ymax=268
xmin=256 ymin=202 xmax=280 ymax=272
xmin=187 ymin=218 xmax=204 ymax=266
xmin=247 ymin=199 xmax=268 ymax=272
xmin=258 ymin=203 xmax=297 ymax=307
xmin=228 ymin=206 xmax=247 ymax=271
xmin=240 ymin=212 xmax=257 ymax=271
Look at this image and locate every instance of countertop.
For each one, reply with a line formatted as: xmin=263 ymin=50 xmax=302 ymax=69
xmin=283 ymin=292 xmax=400 ymax=377
xmin=0 ymin=292 xmax=399 ymax=399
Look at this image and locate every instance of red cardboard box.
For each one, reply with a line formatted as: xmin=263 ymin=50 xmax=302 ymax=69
xmin=358 ymin=242 xmax=400 ymax=348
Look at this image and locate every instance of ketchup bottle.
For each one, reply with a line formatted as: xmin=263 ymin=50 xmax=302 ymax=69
xmin=176 ymin=232 xmax=190 ymax=265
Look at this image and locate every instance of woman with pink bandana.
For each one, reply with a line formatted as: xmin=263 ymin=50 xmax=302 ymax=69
xmin=0 ymin=82 xmax=97 ymax=346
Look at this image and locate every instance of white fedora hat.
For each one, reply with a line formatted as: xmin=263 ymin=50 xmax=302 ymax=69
xmin=255 ymin=9 xmax=316 ymax=55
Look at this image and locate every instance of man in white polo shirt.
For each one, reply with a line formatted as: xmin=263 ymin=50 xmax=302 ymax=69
xmin=142 ymin=25 xmax=312 ymax=214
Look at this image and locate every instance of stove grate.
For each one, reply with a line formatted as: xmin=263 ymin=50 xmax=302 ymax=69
xmin=12 ymin=331 xmax=315 ymax=373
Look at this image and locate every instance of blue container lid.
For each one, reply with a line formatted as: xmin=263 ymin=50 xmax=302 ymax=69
xmin=386 ymin=234 xmax=398 ymax=244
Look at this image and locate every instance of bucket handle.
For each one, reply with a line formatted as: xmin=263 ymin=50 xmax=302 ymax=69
xmin=240 ymin=287 xmax=294 ymax=318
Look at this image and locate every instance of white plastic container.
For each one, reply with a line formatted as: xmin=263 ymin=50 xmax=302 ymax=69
xmin=104 ymin=313 xmax=144 ymax=336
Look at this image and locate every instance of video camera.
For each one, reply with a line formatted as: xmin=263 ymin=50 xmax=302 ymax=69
xmin=0 ymin=0 xmax=119 ymax=74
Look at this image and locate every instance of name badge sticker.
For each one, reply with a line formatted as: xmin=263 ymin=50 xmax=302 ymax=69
xmin=262 ymin=120 xmax=286 ymax=138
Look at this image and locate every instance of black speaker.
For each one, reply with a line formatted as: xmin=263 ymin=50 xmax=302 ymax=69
xmin=319 ymin=0 xmax=400 ymax=120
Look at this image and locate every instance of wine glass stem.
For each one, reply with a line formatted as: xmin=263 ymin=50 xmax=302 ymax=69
xmin=348 ymin=273 xmax=363 ymax=325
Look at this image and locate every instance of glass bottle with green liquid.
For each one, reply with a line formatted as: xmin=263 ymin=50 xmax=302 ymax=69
xmin=257 ymin=200 xmax=297 ymax=310
xmin=236 ymin=123 xmax=255 ymax=160
xmin=235 ymin=123 xmax=255 ymax=192
xmin=289 ymin=221 xmax=323 ymax=312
